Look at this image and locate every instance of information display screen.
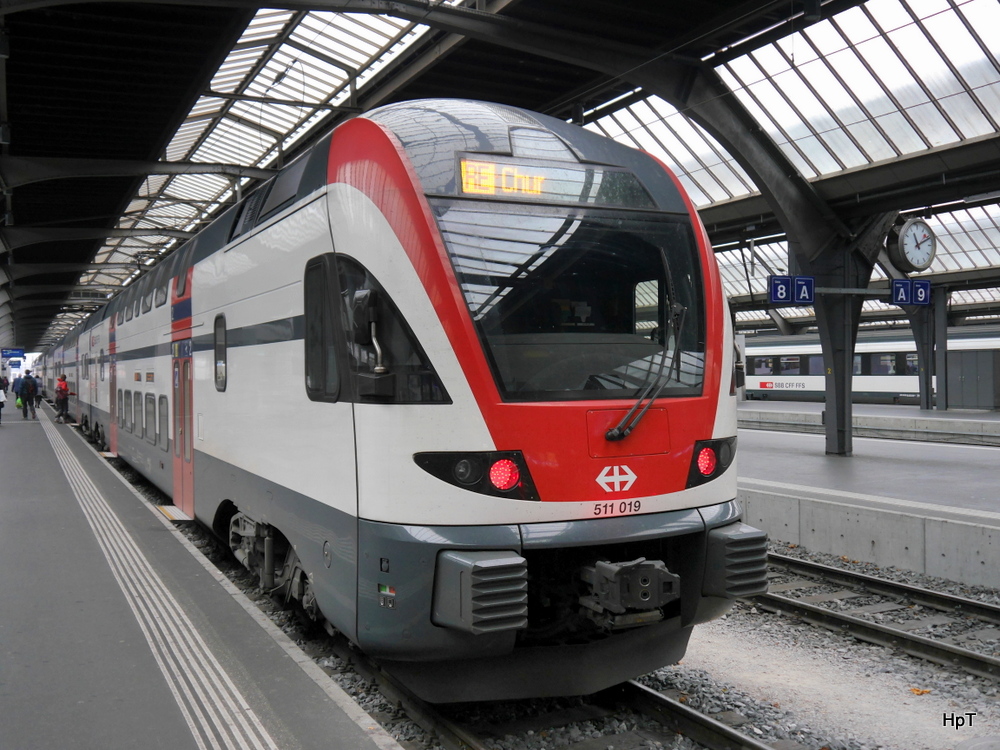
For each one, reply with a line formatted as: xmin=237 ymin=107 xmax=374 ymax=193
xmin=459 ymin=157 xmax=655 ymax=209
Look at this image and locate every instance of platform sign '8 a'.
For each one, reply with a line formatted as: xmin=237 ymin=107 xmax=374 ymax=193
xmin=768 ymin=275 xmax=792 ymax=304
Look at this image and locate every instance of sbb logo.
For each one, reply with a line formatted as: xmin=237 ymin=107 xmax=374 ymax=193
xmin=761 ymin=381 xmax=774 ymax=389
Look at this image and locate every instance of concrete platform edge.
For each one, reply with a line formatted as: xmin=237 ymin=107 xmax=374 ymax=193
xmin=740 ymin=486 xmax=999 ymax=589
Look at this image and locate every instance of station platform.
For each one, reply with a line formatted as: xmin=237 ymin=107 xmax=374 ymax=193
xmin=0 ymin=402 xmax=402 ymax=750
xmin=738 ymin=399 xmax=1000 ymax=446
xmin=737 ymin=400 xmax=1000 ymax=589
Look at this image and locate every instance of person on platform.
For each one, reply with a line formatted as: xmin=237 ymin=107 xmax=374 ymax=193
xmin=18 ymin=369 xmax=37 ymax=419
xmin=33 ymin=372 xmax=44 ymax=410
xmin=54 ymin=375 xmax=74 ymax=424
xmin=0 ymin=386 xmax=5 ymax=424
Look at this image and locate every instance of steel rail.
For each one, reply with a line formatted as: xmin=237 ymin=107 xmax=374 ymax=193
xmin=602 ymin=680 xmax=776 ymax=750
xmin=752 ymin=593 xmax=1000 ymax=682
xmin=324 ymin=635 xmax=491 ymax=750
xmin=767 ymin=553 xmax=1000 ymax=622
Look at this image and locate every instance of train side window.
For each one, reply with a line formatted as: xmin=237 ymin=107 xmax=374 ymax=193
xmin=142 ymin=291 xmax=153 ymax=314
xmin=117 ymin=389 xmax=125 ymax=427
xmin=903 ymin=353 xmax=919 ymax=375
xmin=100 ymin=350 xmax=106 ymax=381
xmin=854 ymin=354 xmax=864 ymax=376
xmin=214 ymin=315 xmax=227 ymax=392
xmin=134 ymin=393 xmax=143 ymax=436
xmin=337 ymin=257 xmax=449 ymax=404
xmin=807 ymin=355 xmax=825 ymax=375
xmin=257 ymin=156 xmax=309 ymax=223
xmin=304 ymin=256 xmax=340 ymax=401
xmin=230 ymin=186 xmax=269 ymax=242
xmin=155 ymin=284 xmax=168 ymax=307
xmin=871 ymin=353 xmax=896 ymax=375
xmin=124 ymin=390 xmax=132 ymax=432
xmin=779 ymin=355 xmax=800 ymax=375
xmin=145 ymin=394 xmax=156 ymax=444
xmin=159 ymin=395 xmax=169 ymax=451
xmin=748 ymin=356 xmax=774 ymax=375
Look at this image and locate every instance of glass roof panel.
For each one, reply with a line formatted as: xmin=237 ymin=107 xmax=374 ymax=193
xmin=823 ymin=47 xmax=896 ymax=117
xmin=587 ymin=96 xmax=755 ymax=207
xmin=853 ymin=37 xmax=927 ymax=108
xmin=963 ymin=0 xmax=1000 ymax=58
xmin=937 ymin=92 xmax=994 ymax=138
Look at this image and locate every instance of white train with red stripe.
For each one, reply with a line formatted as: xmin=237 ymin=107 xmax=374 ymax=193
xmin=38 ymin=99 xmax=767 ymax=702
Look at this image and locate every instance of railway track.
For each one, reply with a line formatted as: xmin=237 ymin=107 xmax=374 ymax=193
xmin=754 ymin=553 xmax=1000 ymax=681
xmin=339 ymin=641 xmax=780 ymax=750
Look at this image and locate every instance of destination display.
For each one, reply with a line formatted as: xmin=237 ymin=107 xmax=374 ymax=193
xmin=459 ymin=157 xmax=654 ymax=208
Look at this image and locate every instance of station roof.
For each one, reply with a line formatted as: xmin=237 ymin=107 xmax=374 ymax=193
xmin=2 ymin=0 xmax=999 ymax=352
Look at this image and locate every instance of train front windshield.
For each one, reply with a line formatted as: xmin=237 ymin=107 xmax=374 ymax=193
xmin=433 ymin=200 xmax=705 ymax=402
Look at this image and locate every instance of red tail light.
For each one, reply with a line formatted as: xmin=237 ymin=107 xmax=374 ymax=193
xmin=696 ymin=447 xmax=717 ymax=476
xmin=686 ymin=437 xmax=737 ymax=488
xmin=489 ymin=459 xmax=520 ymax=491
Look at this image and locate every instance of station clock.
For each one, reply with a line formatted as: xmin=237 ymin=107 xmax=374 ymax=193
xmin=888 ymin=217 xmax=937 ymax=273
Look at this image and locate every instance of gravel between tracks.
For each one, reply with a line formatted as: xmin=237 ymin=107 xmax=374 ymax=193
xmin=664 ymin=602 xmax=1000 ymax=750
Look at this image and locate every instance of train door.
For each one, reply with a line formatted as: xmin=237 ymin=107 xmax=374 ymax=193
xmin=109 ymin=318 xmax=118 ymax=453
xmin=89 ymin=346 xmax=98 ymax=427
xmin=171 ymin=265 xmax=195 ymax=519
xmin=172 ymin=342 xmax=194 ymax=518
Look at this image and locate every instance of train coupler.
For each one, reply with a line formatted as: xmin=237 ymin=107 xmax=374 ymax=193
xmin=579 ymin=558 xmax=680 ymax=630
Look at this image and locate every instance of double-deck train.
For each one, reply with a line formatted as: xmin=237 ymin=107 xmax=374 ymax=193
xmin=37 ymin=99 xmax=767 ymax=702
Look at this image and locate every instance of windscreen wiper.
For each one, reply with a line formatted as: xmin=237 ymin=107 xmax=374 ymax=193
xmin=606 ymin=252 xmax=686 ymax=442
xmin=605 ymin=302 xmax=686 ymax=441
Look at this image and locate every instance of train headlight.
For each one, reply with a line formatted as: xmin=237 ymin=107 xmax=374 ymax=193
xmin=453 ymin=458 xmax=483 ymax=485
xmin=415 ymin=451 xmax=540 ymax=501
xmin=685 ymin=437 xmax=737 ymax=488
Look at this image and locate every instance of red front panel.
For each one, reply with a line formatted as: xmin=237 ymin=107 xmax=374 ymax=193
xmin=328 ymin=118 xmax=724 ymax=502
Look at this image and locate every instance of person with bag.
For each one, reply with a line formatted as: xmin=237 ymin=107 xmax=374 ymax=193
xmin=54 ymin=374 xmax=74 ymax=424
xmin=19 ymin=369 xmax=37 ymax=419
xmin=0 ymin=386 xmax=6 ymax=424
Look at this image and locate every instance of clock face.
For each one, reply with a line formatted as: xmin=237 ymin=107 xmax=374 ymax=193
xmin=898 ymin=218 xmax=936 ymax=271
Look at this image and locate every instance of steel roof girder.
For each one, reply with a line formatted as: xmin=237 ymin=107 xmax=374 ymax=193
xmin=1 ymin=227 xmax=195 ymax=251
xmin=0 ymin=156 xmax=274 ymax=189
